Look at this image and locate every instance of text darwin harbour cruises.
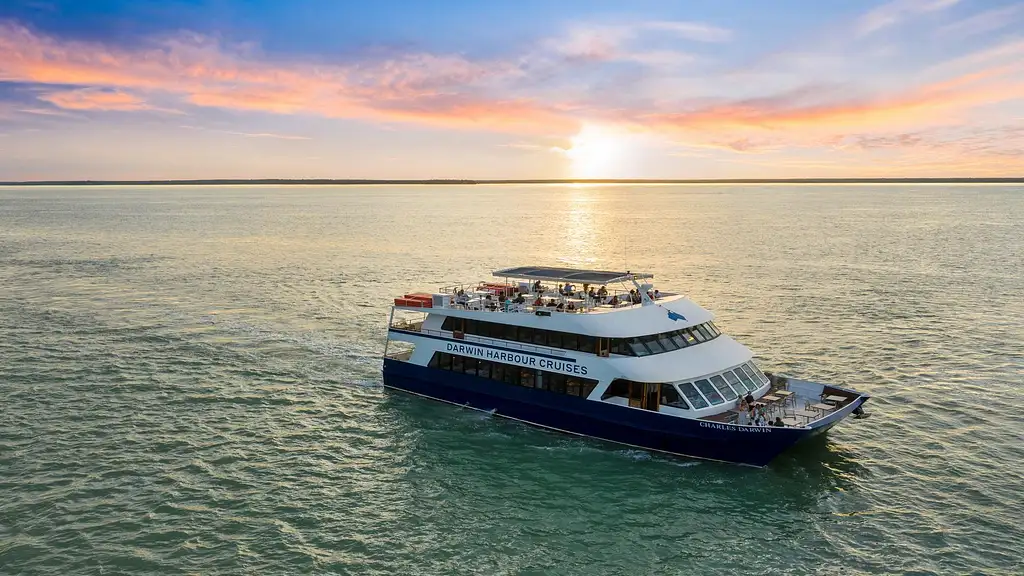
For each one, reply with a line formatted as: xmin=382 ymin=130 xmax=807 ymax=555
xmin=382 ymin=266 xmax=869 ymax=466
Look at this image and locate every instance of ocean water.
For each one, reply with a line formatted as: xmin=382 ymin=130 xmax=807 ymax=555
xmin=1 ymin=184 xmax=1022 ymax=576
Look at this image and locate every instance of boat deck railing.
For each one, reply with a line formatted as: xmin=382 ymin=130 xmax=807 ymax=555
xmin=435 ymin=283 xmax=676 ymax=315
xmin=704 ymin=379 xmax=859 ymax=428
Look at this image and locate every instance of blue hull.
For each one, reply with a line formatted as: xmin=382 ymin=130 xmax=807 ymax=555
xmin=383 ymin=359 xmax=863 ymax=466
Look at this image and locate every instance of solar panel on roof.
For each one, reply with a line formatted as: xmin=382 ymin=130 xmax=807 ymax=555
xmin=492 ymin=266 xmax=653 ymax=285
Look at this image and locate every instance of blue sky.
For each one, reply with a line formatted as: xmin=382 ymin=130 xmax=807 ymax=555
xmin=1 ymin=0 xmax=1022 ymax=179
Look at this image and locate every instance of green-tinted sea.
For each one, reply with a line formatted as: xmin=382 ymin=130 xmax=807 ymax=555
xmin=1 ymin=184 xmax=1022 ymax=575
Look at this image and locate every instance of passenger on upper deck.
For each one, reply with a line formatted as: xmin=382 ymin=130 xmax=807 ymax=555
xmin=597 ymin=285 xmax=608 ymax=298
xmin=609 ymin=295 xmax=619 ymax=306
xmin=654 ymin=289 xmax=661 ymax=299
xmin=533 ymin=280 xmax=542 ymax=293
xmin=587 ymin=287 xmax=597 ymax=299
xmin=513 ymin=293 xmax=526 ymax=305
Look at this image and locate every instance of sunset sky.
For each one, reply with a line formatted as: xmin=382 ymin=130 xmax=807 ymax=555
xmin=1 ymin=0 xmax=1022 ymax=180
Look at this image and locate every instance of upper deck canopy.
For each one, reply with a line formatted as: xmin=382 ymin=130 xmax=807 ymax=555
xmin=493 ymin=266 xmax=653 ymax=285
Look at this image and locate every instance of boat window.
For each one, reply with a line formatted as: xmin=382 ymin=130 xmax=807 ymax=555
xmin=693 ymin=379 xmax=724 ymax=405
xmin=734 ymin=367 xmax=755 ymax=390
xmin=641 ymin=334 xmax=665 ymax=354
xmin=452 ymin=354 xmax=464 ymax=373
xmin=491 ymin=362 xmax=504 ymax=381
xmin=503 ymin=365 xmax=518 ymax=386
xmin=465 ymin=319 xmax=478 ymax=335
xmin=515 ymin=326 xmax=532 ymax=343
xmin=745 ymin=362 xmax=768 ymax=385
xmin=723 ymin=370 xmax=748 ymax=394
xmin=660 ymin=385 xmax=689 ymax=409
xmin=677 ymin=382 xmax=709 ymax=409
xmin=428 ymin=353 xmax=440 ymax=368
xmin=710 ymin=375 xmax=738 ymax=400
xmin=532 ymin=328 xmax=547 ymax=345
xmin=669 ymin=332 xmax=688 ymax=348
xmin=547 ymin=373 xmax=567 ymax=395
xmin=628 ymin=338 xmax=651 ymax=356
xmin=520 ymin=368 xmax=535 ymax=388
xmin=696 ymin=325 xmax=714 ymax=341
xmin=578 ymin=335 xmax=596 ymax=354
xmin=562 ymin=333 xmax=579 ymax=351
xmin=580 ymin=379 xmax=598 ymax=399
xmin=680 ymin=330 xmax=698 ymax=345
xmin=463 ymin=357 xmax=478 ymax=376
xmin=689 ymin=328 xmax=707 ymax=343
xmin=610 ymin=338 xmax=628 ymax=355
xmin=657 ymin=333 xmax=677 ymax=352
xmin=602 ymin=379 xmax=630 ymax=400
xmin=566 ymin=377 xmax=581 ymax=397
xmin=477 ymin=360 xmax=491 ymax=379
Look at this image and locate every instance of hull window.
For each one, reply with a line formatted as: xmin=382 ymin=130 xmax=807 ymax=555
xmin=427 ymin=352 xmax=599 ymax=399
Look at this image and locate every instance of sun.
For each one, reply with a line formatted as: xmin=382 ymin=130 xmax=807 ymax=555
xmin=564 ymin=124 xmax=631 ymax=179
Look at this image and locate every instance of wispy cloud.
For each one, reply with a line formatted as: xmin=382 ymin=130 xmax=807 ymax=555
xmin=937 ymin=4 xmax=1024 ymax=38
xmin=178 ymin=125 xmax=311 ymax=140
xmin=857 ymin=0 xmax=961 ymax=36
xmin=38 ymin=88 xmax=153 ymax=111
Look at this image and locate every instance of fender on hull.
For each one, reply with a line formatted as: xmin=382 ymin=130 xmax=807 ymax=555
xmin=383 ymin=359 xmax=817 ymax=467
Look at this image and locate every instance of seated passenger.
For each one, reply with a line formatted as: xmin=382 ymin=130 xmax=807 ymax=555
xmin=654 ymin=289 xmax=661 ymax=299
xmin=567 ymin=302 xmax=575 ymax=311
xmin=772 ymin=416 xmax=785 ymax=427
xmin=588 ymin=288 xmax=596 ymax=299
xmin=597 ymin=285 xmax=608 ymax=297
xmin=533 ymin=297 xmax=543 ymax=306
xmin=547 ymin=299 xmax=557 ymax=307
xmin=609 ymin=295 xmax=619 ymax=306
xmin=556 ymin=302 xmax=564 ymax=311
xmin=514 ymin=294 xmax=526 ymax=304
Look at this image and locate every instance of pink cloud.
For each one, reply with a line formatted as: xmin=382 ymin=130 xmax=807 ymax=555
xmin=39 ymin=88 xmax=151 ymax=111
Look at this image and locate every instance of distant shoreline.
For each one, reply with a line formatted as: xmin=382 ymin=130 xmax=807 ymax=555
xmin=1 ymin=177 xmax=1022 ymax=186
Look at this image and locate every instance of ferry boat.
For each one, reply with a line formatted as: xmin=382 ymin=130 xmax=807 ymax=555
xmin=382 ymin=266 xmax=869 ymax=467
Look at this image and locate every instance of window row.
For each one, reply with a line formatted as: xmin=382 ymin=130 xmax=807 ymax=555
xmin=440 ymin=316 xmax=722 ymax=357
xmin=600 ymin=361 xmax=769 ymax=411
xmin=428 ymin=352 xmax=599 ymax=399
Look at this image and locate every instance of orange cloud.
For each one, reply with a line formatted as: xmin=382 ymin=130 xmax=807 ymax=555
xmin=641 ymin=67 xmax=1024 ymax=133
xmin=38 ymin=88 xmax=151 ymax=111
xmin=0 ymin=22 xmax=563 ymax=134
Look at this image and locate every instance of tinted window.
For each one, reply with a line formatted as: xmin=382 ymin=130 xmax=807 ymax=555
xmin=696 ymin=325 xmax=714 ymax=341
xmin=452 ymin=355 xmax=464 ymax=372
xmin=735 ymin=366 xmax=756 ymax=389
xmin=642 ymin=335 xmax=665 ymax=354
xmin=520 ymin=368 xmax=535 ymax=388
xmin=749 ymin=362 xmax=769 ymax=384
xmin=579 ymin=335 xmax=596 ymax=354
xmin=580 ymin=379 xmax=598 ymax=399
xmin=477 ymin=360 xmax=491 ymax=379
xmin=693 ymin=379 xmax=724 ymax=404
xmin=428 ymin=353 xmax=440 ymax=368
xmin=610 ymin=338 xmax=629 ymax=355
xmin=657 ymin=333 xmax=677 ymax=351
xmin=743 ymin=363 xmax=766 ymax=385
xmin=681 ymin=330 xmax=698 ymax=345
xmin=603 ymin=379 xmax=630 ymax=399
xmin=678 ymin=382 xmax=709 ymax=409
xmin=516 ymin=327 xmax=532 ymax=343
xmin=558 ymin=333 xmax=575 ymax=351
xmin=566 ymin=377 xmax=581 ymax=397
xmin=689 ymin=328 xmax=707 ymax=343
xmin=548 ymin=373 xmax=566 ymax=394
xmin=670 ymin=332 xmax=687 ymax=348
xmin=711 ymin=375 xmax=737 ymax=400
xmin=491 ymin=362 xmax=504 ymax=382
xmin=463 ymin=357 xmax=478 ymax=376
xmin=723 ymin=370 xmax=748 ymax=394
xmin=628 ymin=338 xmax=651 ymax=356
xmin=660 ymin=385 xmax=689 ymax=409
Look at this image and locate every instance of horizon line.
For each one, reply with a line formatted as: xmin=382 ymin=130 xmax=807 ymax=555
xmin=2 ymin=177 xmax=1023 ymax=186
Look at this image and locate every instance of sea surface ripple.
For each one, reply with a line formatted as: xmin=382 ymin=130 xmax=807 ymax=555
xmin=1 ymin=184 xmax=1022 ymax=575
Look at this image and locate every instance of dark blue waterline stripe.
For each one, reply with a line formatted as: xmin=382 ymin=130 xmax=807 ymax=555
xmin=388 ymin=329 xmax=577 ymax=363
